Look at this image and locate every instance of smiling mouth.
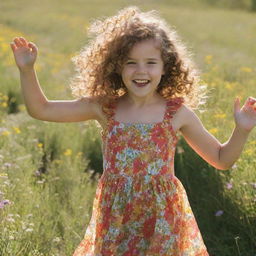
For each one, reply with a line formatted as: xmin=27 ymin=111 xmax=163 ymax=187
xmin=133 ymin=79 xmax=150 ymax=87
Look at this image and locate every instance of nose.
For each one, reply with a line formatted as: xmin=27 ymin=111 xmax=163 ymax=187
xmin=135 ymin=63 xmax=147 ymax=74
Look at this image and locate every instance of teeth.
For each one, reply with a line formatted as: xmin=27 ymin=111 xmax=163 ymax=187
xmin=134 ymin=79 xmax=149 ymax=83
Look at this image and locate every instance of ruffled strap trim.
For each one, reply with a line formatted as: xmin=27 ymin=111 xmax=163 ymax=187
xmin=101 ymin=97 xmax=184 ymax=122
xmin=165 ymin=97 xmax=184 ymax=119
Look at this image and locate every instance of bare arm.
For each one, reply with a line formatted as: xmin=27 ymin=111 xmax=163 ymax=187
xmin=19 ymin=68 xmax=101 ymax=122
xmin=178 ymin=98 xmax=255 ymax=170
xmin=10 ymin=37 xmax=102 ymax=122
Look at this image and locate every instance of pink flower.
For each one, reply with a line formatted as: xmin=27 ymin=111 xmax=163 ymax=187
xmin=215 ymin=210 xmax=224 ymax=217
xmin=226 ymin=183 xmax=233 ymax=189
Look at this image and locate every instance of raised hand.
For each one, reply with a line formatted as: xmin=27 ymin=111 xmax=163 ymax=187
xmin=10 ymin=37 xmax=38 ymax=71
xmin=234 ymin=97 xmax=256 ymax=132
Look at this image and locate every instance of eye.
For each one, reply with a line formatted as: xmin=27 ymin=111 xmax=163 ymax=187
xmin=148 ymin=62 xmax=156 ymax=64
xmin=126 ymin=61 xmax=136 ymax=65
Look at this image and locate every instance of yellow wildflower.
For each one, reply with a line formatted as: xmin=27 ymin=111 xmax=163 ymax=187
xmin=64 ymin=149 xmax=72 ymax=156
xmin=240 ymin=67 xmax=252 ymax=73
xmin=205 ymin=55 xmax=213 ymax=64
xmin=209 ymin=128 xmax=218 ymax=134
xmin=1 ymin=102 xmax=8 ymax=108
xmin=214 ymin=113 xmax=226 ymax=119
xmin=225 ymin=82 xmax=234 ymax=90
xmin=37 ymin=143 xmax=43 ymax=148
xmin=2 ymin=130 xmax=10 ymax=136
xmin=13 ymin=127 xmax=21 ymax=134
xmin=245 ymin=148 xmax=253 ymax=156
xmin=18 ymin=104 xmax=26 ymax=111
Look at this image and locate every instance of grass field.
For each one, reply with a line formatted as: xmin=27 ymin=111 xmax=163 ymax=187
xmin=0 ymin=0 xmax=256 ymax=255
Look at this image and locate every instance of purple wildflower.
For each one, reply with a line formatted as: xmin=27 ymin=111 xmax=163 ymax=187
xmin=0 ymin=199 xmax=11 ymax=209
xmin=215 ymin=210 xmax=224 ymax=217
xmin=3 ymin=163 xmax=12 ymax=168
xmin=226 ymin=183 xmax=233 ymax=189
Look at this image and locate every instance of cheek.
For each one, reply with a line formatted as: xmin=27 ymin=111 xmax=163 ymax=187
xmin=121 ymin=68 xmax=133 ymax=79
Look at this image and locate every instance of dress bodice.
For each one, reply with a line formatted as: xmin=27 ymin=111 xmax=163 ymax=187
xmin=100 ymin=97 xmax=184 ymax=181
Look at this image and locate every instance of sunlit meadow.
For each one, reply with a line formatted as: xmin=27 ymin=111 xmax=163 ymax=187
xmin=0 ymin=0 xmax=255 ymax=255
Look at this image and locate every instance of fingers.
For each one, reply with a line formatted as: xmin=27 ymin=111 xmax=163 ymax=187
xmin=11 ymin=36 xmax=33 ymax=50
xmin=10 ymin=36 xmax=38 ymax=56
xmin=244 ymin=97 xmax=256 ymax=112
xmin=19 ymin=37 xmax=29 ymax=47
xmin=28 ymin=42 xmax=37 ymax=53
xmin=234 ymin=97 xmax=240 ymax=113
xmin=247 ymin=96 xmax=256 ymax=106
xmin=10 ymin=42 xmax=17 ymax=52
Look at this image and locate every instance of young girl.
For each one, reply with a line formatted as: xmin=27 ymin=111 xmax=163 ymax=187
xmin=10 ymin=6 xmax=256 ymax=256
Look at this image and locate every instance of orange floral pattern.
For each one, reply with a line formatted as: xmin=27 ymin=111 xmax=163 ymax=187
xmin=73 ymin=97 xmax=209 ymax=256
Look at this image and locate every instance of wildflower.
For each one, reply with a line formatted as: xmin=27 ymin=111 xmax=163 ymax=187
xmin=0 ymin=173 xmax=8 ymax=178
xmin=231 ymin=164 xmax=237 ymax=170
xmin=3 ymin=180 xmax=10 ymax=186
xmin=177 ymin=146 xmax=184 ymax=154
xmin=34 ymin=170 xmax=42 ymax=177
xmin=64 ymin=149 xmax=72 ymax=156
xmin=53 ymin=237 xmax=61 ymax=243
xmin=0 ymin=199 xmax=10 ymax=209
xmin=25 ymin=228 xmax=33 ymax=232
xmin=240 ymin=67 xmax=252 ymax=73
xmin=209 ymin=128 xmax=218 ymax=135
xmin=1 ymin=130 xmax=10 ymax=136
xmin=215 ymin=210 xmax=224 ymax=217
xmin=9 ymin=235 xmax=14 ymax=240
xmin=18 ymin=104 xmax=26 ymax=111
xmin=3 ymin=162 xmax=12 ymax=168
xmin=13 ymin=127 xmax=21 ymax=134
xmin=37 ymin=179 xmax=45 ymax=184
xmin=226 ymin=183 xmax=233 ymax=189
xmin=245 ymin=148 xmax=253 ymax=156
xmin=250 ymin=183 xmax=256 ymax=189
xmin=1 ymin=102 xmax=8 ymax=108
xmin=37 ymin=143 xmax=43 ymax=148
xmin=6 ymin=217 xmax=15 ymax=222
xmin=205 ymin=55 xmax=213 ymax=64
xmin=214 ymin=113 xmax=226 ymax=119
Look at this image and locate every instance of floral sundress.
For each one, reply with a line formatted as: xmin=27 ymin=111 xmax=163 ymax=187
xmin=73 ymin=97 xmax=209 ymax=256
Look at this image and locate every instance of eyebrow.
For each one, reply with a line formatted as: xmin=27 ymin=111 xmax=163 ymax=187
xmin=127 ymin=57 xmax=159 ymax=61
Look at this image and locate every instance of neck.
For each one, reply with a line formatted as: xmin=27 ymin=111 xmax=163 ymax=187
xmin=123 ymin=92 xmax=162 ymax=108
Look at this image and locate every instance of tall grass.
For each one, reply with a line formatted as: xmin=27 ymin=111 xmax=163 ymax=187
xmin=0 ymin=0 xmax=255 ymax=255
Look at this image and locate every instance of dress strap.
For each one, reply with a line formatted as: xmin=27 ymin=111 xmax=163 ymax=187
xmin=101 ymin=97 xmax=184 ymax=123
xmin=165 ymin=97 xmax=184 ymax=120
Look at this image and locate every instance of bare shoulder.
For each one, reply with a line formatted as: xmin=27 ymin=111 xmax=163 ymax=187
xmin=172 ymin=103 xmax=195 ymax=132
xmin=80 ymin=96 xmax=109 ymax=128
xmin=77 ymin=96 xmax=106 ymax=122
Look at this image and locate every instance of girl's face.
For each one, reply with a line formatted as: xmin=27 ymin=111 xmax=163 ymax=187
xmin=121 ymin=39 xmax=165 ymax=99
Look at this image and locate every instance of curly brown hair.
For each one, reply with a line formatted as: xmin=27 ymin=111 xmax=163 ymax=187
xmin=70 ymin=6 xmax=206 ymax=109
